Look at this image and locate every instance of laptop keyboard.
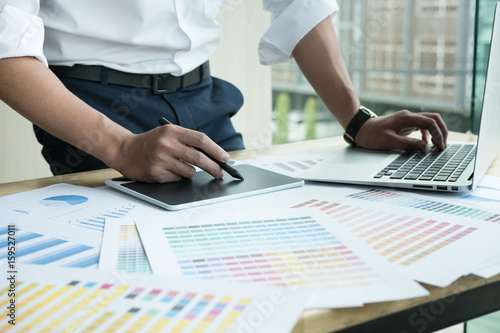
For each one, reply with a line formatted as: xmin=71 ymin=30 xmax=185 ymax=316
xmin=373 ymin=143 xmax=476 ymax=182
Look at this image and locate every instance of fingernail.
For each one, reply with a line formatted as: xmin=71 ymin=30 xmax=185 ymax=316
xmin=219 ymin=170 xmax=225 ymax=178
xmin=221 ymin=152 xmax=230 ymax=162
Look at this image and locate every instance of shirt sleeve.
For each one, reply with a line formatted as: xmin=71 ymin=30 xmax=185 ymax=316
xmin=0 ymin=2 xmax=47 ymax=65
xmin=259 ymin=0 xmax=339 ymax=65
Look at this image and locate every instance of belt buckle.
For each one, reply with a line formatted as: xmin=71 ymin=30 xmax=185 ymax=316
xmin=152 ymin=74 xmax=176 ymax=94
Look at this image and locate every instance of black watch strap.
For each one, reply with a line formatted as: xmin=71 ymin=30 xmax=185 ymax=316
xmin=343 ymin=106 xmax=377 ymax=147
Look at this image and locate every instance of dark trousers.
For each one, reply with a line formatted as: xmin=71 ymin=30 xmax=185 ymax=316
xmin=34 ymin=75 xmax=245 ymax=175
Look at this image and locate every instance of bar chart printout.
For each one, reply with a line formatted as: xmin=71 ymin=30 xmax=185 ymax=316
xmin=250 ymin=154 xmax=329 ymax=176
xmin=288 ymin=189 xmax=500 ymax=287
xmin=0 ymin=210 xmax=99 ymax=268
xmin=135 ymin=209 xmax=428 ymax=309
xmin=0 ymin=265 xmax=308 ymax=332
xmin=99 ymin=220 xmax=152 ymax=274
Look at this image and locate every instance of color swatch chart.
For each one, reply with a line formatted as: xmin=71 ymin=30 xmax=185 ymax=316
xmin=160 ymin=215 xmax=380 ymax=289
xmin=0 ymin=225 xmax=99 ymax=268
xmin=346 ymin=189 xmax=500 ymax=223
xmin=137 ymin=210 xmax=428 ymax=308
xmin=291 ymin=198 xmax=477 ymax=266
xmin=1 ymin=266 xmax=307 ymax=333
xmin=286 ymin=190 xmax=500 ymax=287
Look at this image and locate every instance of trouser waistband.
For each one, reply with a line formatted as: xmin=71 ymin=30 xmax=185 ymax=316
xmin=49 ymin=61 xmax=210 ymax=94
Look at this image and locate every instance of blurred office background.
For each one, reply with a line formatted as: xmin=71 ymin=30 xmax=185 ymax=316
xmin=271 ymin=0 xmax=496 ymax=144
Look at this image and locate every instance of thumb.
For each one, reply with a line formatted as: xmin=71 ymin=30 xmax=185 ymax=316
xmin=389 ymin=134 xmax=427 ymax=151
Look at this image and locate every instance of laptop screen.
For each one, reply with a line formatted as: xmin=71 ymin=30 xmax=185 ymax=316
xmin=472 ymin=3 xmax=500 ymax=190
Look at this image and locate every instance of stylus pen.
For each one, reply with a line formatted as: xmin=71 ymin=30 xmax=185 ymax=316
xmin=158 ymin=117 xmax=244 ymax=180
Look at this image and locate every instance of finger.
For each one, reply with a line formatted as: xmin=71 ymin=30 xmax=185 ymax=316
xmin=180 ymin=129 xmax=230 ymax=164
xmin=421 ymin=129 xmax=431 ymax=144
xmin=386 ymin=133 xmax=427 ymax=151
xmin=172 ymin=126 xmax=230 ymax=176
xmin=399 ymin=113 xmax=446 ymax=150
xmin=157 ymin=126 xmax=225 ymax=178
xmin=141 ymin=154 xmax=198 ymax=183
xmin=163 ymin=125 xmax=229 ymax=162
xmin=163 ymin=157 xmax=198 ymax=179
xmin=418 ymin=112 xmax=448 ymax=143
xmin=174 ymin=146 xmax=225 ymax=179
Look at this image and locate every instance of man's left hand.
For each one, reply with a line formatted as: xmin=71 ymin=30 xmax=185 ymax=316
xmin=355 ymin=110 xmax=448 ymax=151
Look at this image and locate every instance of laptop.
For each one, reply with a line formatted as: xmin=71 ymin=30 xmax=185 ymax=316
xmin=300 ymin=3 xmax=500 ymax=193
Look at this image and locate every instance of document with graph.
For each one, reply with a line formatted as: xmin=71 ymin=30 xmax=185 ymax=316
xmin=1 ymin=210 xmax=100 ymax=269
xmin=0 ymin=183 xmax=164 ymax=233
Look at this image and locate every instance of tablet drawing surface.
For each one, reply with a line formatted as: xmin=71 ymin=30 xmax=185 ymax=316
xmin=106 ymin=164 xmax=304 ymax=210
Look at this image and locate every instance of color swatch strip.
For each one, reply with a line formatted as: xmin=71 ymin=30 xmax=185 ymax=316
xmin=117 ymin=224 xmax=152 ymax=274
xmin=346 ymin=189 xmax=500 ymax=222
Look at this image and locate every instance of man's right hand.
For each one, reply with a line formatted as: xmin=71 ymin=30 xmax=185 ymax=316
xmin=115 ymin=124 xmax=230 ymax=183
xmin=0 ymin=56 xmax=230 ymax=183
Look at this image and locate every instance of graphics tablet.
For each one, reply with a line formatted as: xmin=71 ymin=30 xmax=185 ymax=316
xmin=105 ymin=164 xmax=304 ymax=210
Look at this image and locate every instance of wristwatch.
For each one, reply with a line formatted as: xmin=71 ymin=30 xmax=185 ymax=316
xmin=343 ymin=106 xmax=378 ymax=147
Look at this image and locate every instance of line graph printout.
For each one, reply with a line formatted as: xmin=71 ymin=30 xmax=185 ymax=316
xmin=1 ymin=210 xmax=99 ymax=268
xmin=286 ymin=187 xmax=500 ymax=287
xmin=136 ymin=209 xmax=428 ymax=309
xmin=0 ymin=265 xmax=308 ymax=333
xmin=0 ymin=184 xmax=164 ymax=233
xmin=99 ymin=220 xmax=152 ymax=274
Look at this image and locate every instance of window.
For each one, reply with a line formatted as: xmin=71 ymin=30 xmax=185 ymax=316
xmin=271 ymin=0 xmax=476 ymax=144
xmin=471 ymin=0 xmax=497 ymax=133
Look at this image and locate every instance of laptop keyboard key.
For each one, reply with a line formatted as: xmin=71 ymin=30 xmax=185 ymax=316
xmin=374 ymin=143 xmax=476 ymax=183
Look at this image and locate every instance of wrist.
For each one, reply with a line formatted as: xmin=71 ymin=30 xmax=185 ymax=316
xmin=343 ymin=106 xmax=377 ymax=147
xmin=78 ymin=115 xmax=131 ymax=171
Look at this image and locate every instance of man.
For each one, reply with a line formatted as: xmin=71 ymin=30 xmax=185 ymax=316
xmin=0 ymin=1 xmax=447 ymax=183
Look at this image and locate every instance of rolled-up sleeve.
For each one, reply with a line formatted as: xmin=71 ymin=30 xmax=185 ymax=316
xmin=259 ymin=0 xmax=339 ymax=65
xmin=0 ymin=2 xmax=47 ymax=65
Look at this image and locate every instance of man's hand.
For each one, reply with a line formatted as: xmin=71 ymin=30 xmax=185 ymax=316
xmin=115 ymin=125 xmax=230 ymax=183
xmin=355 ymin=110 xmax=448 ymax=151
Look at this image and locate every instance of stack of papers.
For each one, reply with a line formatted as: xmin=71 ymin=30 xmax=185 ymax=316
xmin=2 ymin=153 xmax=500 ymax=332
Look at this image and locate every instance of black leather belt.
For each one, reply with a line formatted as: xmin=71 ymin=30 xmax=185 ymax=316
xmin=49 ymin=61 xmax=210 ymax=94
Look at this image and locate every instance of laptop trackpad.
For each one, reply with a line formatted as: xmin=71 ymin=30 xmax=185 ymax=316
xmin=334 ymin=148 xmax=394 ymax=165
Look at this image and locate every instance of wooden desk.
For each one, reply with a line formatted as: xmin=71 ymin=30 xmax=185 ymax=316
xmin=2 ymin=132 xmax=500 ymax=333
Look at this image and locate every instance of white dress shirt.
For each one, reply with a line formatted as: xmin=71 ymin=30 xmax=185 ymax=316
xmin=0 ymin=0 xmax=338 ymax=76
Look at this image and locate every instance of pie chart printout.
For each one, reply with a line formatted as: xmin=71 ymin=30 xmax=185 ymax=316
xmin=39 ymin=195 xmax=89 ymax=207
